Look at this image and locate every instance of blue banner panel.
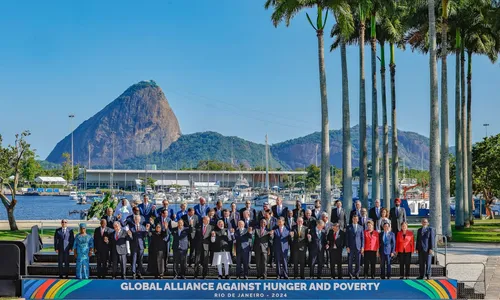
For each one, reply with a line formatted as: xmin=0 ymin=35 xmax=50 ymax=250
xmin=22 ymin=279 xmax=457 ymax=299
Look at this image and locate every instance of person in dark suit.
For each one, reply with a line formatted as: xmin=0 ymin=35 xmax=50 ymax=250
xmin=308 ymin=220 xmax=327 ymax=279
xmin=211 ymin=220 xmax=233 ymax=279
xmin=148 ymin=223 xmax=168 ymax=278
xmin=239 ymin=200 xmax=257 ymax=222
xmin=331 ymin=200 xmax=347 ymax=231
xmin=102 ymin=208 xmax=117 ymax=228
xmin=130 ymin=215 xmax=149 ymax=279
xmin=182 ymin=208 xmax=200 ymax=266
xmin=155 ymin=199 xmax=175 ymax=220
xmin=271 ymin=217 xmax=290 ymax=279
xmin=94 ymin=219 xmax=112 ymax=278
xmin=285 ymin=210 xmax=295 ymax=230
xmin=312 ymin=200 xmax=324 ymax=220
xmin=292 ymin=201 xmax=304 ymax=219
xmin=214 ymin=200 xmax=224 ymax=219
xmin=126 ymin=206 xmax=146 ymax=227
xmin=390 ymin=198 xmax=407 ymax=234
xmin=138 ymin=194 xmax=156 ymax=220
xmin=208 ymin=209 xmax=219 ymax=226
xmin=359 ymin=209 xmax=372 ymax=230
xmin=290 ymin=217 xmax=308 ymax=279
xmin=416 ymin=218 xmax=435 ymax=279
xmin=346 ymin=215 xmax=364 ymax=279
xmin=262 ymin=209 xmax=277 ymax=268
xmin=54 ymin=219 xmax=74 ymax=278
xmin=171 ymin=219 xmax=191 ymax=279
xmin=303 ymin=209 xmax=317 ymax=229
xmin=241 ymin=210 xmax=256 ymax=229
xmin=194 ymin=197 xmax=210 ymax=218
xmin=219 ymin=209 xmax=234 ymax=230
xmin=369 ymin=199 xmax=383 ymax=224
xmin=396 ymin=222 xmax=415 ymax=279
xmin=327 ymin=223 xmax=345 ymax=279
xmin=176 ymin=202 xmax=188 ymax=221
xmin=155 ymin=208 xmax=174 ymax=273
xmin=111 ymin=221 xmax=132 ymax=279
xmin=379 ymin=222 xmax=396 ymax=279
xmin=350 ymin=201 xmax=363 ymax=225
xmin=192 ymin=216 xmax=213 ymax=279
xmin=257 ymin=202 xmax=271 ymax=220
xmin=253 ymin=218 xmax=272 ymax=279
xmin=272 ymin=197 xmax=289 ymax=218
xmin=233 ymin=220 xmax=253 ymax=279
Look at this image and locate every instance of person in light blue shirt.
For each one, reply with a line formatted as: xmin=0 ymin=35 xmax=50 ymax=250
xmin=74 ymin=223 xmax=94 ymax=279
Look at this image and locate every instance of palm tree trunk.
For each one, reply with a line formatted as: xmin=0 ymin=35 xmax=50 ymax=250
xmin=461 ymin=44 xmax=470 ymax=228
xmin=390 ymin=43 xmax=399 ymax=203
xmin=467 ymin=50 xmax=474 ymax=225
xmin=454 ymin=37 xmax=464 ymax=229
xmin=380 ymin=42 xmax=390 ymax=209
xmin=371 ymin=14 xmax=380 ymax=204
xmin=317 ymin=30 xmax=332 ymax=215
xmin=341 ymin=39 xmax=352 ymax=210
xmin=440 ymin=6 xmax=452 ymax=239
xmin=359 ymin=20 xmax=369 ymax=209
xmin=428 ymin=0 xmax=442 ymax=235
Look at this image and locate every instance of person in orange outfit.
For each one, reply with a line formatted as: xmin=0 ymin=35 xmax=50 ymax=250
xmin=396 ymin=221 xmax=415 ymax=279
xmin=363 ymin=220 xmax=379 ymax=279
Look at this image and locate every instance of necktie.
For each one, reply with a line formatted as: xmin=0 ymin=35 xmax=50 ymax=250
xmin=384 ymin=233 xmax=387 ymax=243
xmin=337 ymin=209 xmax=340 ymax=217
xmin=278 ymin=206 xmax=281 ymax=215
xmin=203 ymin=225 xmax=206 ymax=236
xmin=376 ymin=208 xmax=379 ymax=218
xmin=101 ymin=228 xmax=104 ymax=236
xmin=136 ymin=225 xmax=139 ymax=232
xmin=63 ymin=228 xmax=66 ymax=235
xmin=354 ymin=224 xmax=357 ymax=232
xmin=317 ymin=230 xmax=321 ymax=239
xmin=396 ymin=208 xmax=399 ymax=217
xmin=115 ymin=231 xmax=118 ymax=240
xmin=280 ymin=227 xmax=283 ymax=235
xmin=298 ymin=226 xmax=301 ymax=238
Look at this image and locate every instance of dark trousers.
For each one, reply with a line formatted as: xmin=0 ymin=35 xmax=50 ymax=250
xmin=268 ymin=248 xmax=274 ymax=267
xmin=329 ymin=249 xmax=343 ymax=278
xmin=112 ymin=253 xmax=127 ymax=278
xmin=293 ymin=249 xmax=306 ymax=278
xmin=96 ymin=250 xmax=109 ymax=278
xmin=131 ymin=248 xmax=144 ymax=275
xmin=194 ymin=247 xmax=210 ymax=277
xmin=174 ymin=249 xmax=187 ymax=277
xmin=418 ymin=251 xmax=432 ymax=278
xmin=275 ymin=249 xmax=289 ymax=278
xmin=363 ymin=250 xmax=377 ymax=277
xmin=188 ymin=239 xmax=196 ymax=265
xmin=255 ymin=249 xmax=268 ymax=278
xmin=163 ymin=241 xmax=170 ymax=273
xmin=57 ymin=250 xmax=70 ymax=277
xmin=309 ymin=250 xmax=324 ymax=278
xmin=399 ymin=252 xmax=411 ymax=277
xmin=236 ymin=250 xmax=250 ymax=277
xmin=347 ymin=249 xmax=361 ymax=276
xmin=155 ymin=250 xmax=165 ymax=277
xmin=380 ymin=254 xmax=392 ymax=278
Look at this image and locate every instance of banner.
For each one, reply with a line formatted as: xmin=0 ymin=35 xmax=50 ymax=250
xmin=23 ymin=279 xmax=457 ymax=299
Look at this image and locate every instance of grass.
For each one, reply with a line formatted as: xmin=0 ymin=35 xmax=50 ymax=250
xmin=0 ymin=228 xmax=95 ymax=242
xmin=450 ymin=218 xmax=500 ymax=243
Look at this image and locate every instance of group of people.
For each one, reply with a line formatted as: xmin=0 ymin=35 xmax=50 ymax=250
xmin=54 ymin=195 xmax=436 ymax=280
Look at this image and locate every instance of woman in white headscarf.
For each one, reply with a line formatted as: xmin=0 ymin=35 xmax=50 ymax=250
xmin=114 ymin=198 xmax=132 ymax=220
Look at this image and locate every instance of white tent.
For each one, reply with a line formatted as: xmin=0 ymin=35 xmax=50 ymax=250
xmin=34 ymin=176 xmax=67 ymax=185
xmin=155 ymin=180 xmax=190 ymax=187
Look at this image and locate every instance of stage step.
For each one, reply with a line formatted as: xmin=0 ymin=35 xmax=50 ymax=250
xmin=27 ymin=262 xmax=445 ymax=278
xmin=457 ymin=282 xmax=485 ymax=299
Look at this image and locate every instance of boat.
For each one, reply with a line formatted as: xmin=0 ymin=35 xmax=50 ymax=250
xmin=69 ymin=191 xmax=78 ymax=201
xmin=77 ymin=192 xmax=87 ymax=204
xmin=232 ymin=176 xmax=252 ymax=201
xmin=253 ymin=192 xmax=278 ymax=206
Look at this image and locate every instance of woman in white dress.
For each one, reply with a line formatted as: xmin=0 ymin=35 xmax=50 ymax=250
xmin=211 ymin=220 xmax=233 ymax=279
xmin=114 ymin=198 xmax=133 ymax=220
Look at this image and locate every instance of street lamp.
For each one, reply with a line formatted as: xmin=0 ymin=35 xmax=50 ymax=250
xmin=69 ymin=114 xmax=75 ymax=185
xmin=483 ymin=123 xmax=490 ymax=138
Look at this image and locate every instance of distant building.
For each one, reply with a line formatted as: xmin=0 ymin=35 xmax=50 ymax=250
xmin=34 ymin=176 xmax=68 ymax=186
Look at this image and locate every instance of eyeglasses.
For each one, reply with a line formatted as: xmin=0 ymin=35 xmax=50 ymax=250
xmin=61 ymin=221 xmax=67 ymax=223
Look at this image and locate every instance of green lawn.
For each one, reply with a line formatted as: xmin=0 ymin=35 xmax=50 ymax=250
xmin=450 ymin=219 xmax=500 ymax=243
xmin=0 ymin=228 xmax=95 ymax=241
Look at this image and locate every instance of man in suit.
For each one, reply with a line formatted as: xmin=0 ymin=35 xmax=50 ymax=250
xmin=54 ymin=219 xmax=74 ymax=278
xmin=312 ymin=200 xmax=324 ymax=220
xmin=272 ymin=197 xmax=289 ymax=218
xmin=155 ymin=199 xmax=175 ymax=220
xmin=130 ymin=215 xmax=149 ymax=279
xmin=155 ymin=209 xmax=173 ymax=273
xmin=176 ymin=202 xmax=188 ymax=221
xmin=241 ymin=210 xmax=256 ymax=229
xmin=253 ymin=218 xmax=272 ymax=279
xmin=359 ymin=209 xmax=372 ymax=230
xmin=369 ymin=199 xmax=383 ymax=224
xmin=292 ymin=201 xmax=304 ymax=219
xmin=171 ymin=219 xmax=190 ymax=279
xmin=285 ymin=210 xmax=295 ymax=230
xmin=350 ymin=201 xmax=363 ymax=225
xmin=416 ymin=218 xmax=435 ymax=279
xmin=126 ymin=206 xmax=146 ymax=227
xmin=379 ymin=222 xmax=396 ymax=279
xmin=327 ymin=223 xmax=345 ymax=279
xmin=257 ymin=202 xmax=271 ymax=220
xmin=303 ymin=209 xmax=317 ymax=229
xmin=331 ymin=200 xmax=347 ymax=231
xmin=239 ymin=200 xmax=257 ymax=222
xmin=194 ymin=197 xmax=210 ymax=218
xmin=390 ymin=198 xmax=407 ymax=234
xmin=346 ymin=215 xmax=364 ymax=279
xmin=320 ymin=212 xmax=333 ymax=265
xmin=192 ymin=216 xmax=213 ymax=278
xmin=290 ymin=217 xmax=308 ymax=279
xmin=262 ymin=209 xmax=277 ymax=268
xmin=214 ymin=200 xmax=224 ymax=219
xmin=102 ymin=208 xmax=117 ymax=228
xmin=233 ymin=220 xmax=253 ymax=279
xmin=111 ymin=221 xmax=132 ymax=279
xmin=308 ymin=220 xmax=327 ymax=279
xmin=94 ymin=219 xmax=112 ymax=278
xmin=271 ymin=217 xmax=290 ymax=279
xmin=138 ymin=194 xmax=156 ymax=220
xmin=182 ymin=208 xmax=199 ymax=266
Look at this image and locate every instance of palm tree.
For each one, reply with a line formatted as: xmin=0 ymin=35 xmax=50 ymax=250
xmin=264 ymin=0 xmax=348 ymax=215
xmin=428 ymin=0 xmax=443 ymax=235
xmin=454 ymin=28 xmax=464 ymax=229
xmin=370 ymin=3 xmax=380 ymax=204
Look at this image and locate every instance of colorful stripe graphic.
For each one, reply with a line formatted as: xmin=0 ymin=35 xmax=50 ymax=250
xmin=23 ymin=279 xmax=92 ymax=299
xmin=403 ymin=279 xmax=457 ymax=299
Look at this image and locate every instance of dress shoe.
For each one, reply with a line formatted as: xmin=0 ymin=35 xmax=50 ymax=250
xmin=160 ymin=276 xmax=164 ymax=279
xmin=405 ymin=277 xmax=409 ymax=280
xmin=364 ymin=276 xmax=367 ymax=279
xmin=202 ymin=276 xmax=207 ymax=279
xmin=225 ymin=275 xmax=230 ymax=279
xmin=112 ymin=276 xmax=116 ymax=280
xmin=416 ymin=277 xmax=424 ymax=280
xmin=138 ymin=274 xmax=143 ymax=279
xmin=387 ymin=276 xmax=391 ymax=280
xmin=194 ymin=276 xmax=198 ymax=279
xmin=355 ymin=276 xmax=360 ymax=280
xmin=381 ymin=276 xmax=385 ymax=279
xmin=133 ymin=275 xmax=137 ymax=280
xmin=349 ymin=275 xmax=353 ymax=280
xmin=174 ymin=276 xmax=179 ymax=279
xmin=121 ymin=276 xmax=125 ymax=280
xmin=371 ymin=276 xmax=375 ymax=279
xmin=59 ymin=275 xmax=63 ymax=279
xmin=218 ymin=275 xmax=222 ymax=279
xmin=65 ymin=276 xmax=69 ymax=279
xmin=317 ymin=276 xmax=321 ymax=279
xmin=338 ymin=277 xmax=343 ymax=279
xmin=426 ymin=276 xmax=430 ymax=280
xmin=300 ymin=276 xmax=305 ymax=280
xmin=244 ymin=276 xmax=249 ymax=280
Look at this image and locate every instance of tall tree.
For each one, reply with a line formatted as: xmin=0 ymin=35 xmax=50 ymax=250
xmin=460 ymin=39 xmax=470 ymax=228
xmin=370 ymin=2 xmax=380 ymax=204
xmin=265 ymin=0 xmax=343 ymax=214
xmin=428 ymin=0 xmax=443 ymax=236
xmin=454 ymin=29 xmax=465 ymax=229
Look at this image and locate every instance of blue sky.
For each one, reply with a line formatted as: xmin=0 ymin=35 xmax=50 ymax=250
xmin=0 ymin=0 xmax=498 ymax=159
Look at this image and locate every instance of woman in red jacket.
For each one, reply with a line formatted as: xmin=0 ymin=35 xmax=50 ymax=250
xmin=396 ymin=221 xmax=415 ymax=279
xmin=363 ymin=220 xmax=379 ymax=279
